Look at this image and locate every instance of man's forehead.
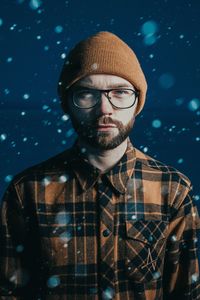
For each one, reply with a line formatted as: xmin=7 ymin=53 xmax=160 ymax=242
xmin=74 ymin=74 xmax=133 ymax=88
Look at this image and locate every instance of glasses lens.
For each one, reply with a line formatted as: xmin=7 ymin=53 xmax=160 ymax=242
xmin=109 ymin=89 xmax=136 ymax=108
xmin=73 ymin=89 xmax=98 ymax=108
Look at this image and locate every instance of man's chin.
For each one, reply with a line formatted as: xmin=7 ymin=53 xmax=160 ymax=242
xmin=80 ymin=133 xmax=128 ymax=150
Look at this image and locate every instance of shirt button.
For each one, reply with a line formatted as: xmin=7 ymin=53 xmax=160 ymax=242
xmin=102 ymin=229 xmax=110 ymax=237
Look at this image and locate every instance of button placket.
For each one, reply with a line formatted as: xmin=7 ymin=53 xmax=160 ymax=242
xmin=97 ymin=176 xmax=115 ymax=296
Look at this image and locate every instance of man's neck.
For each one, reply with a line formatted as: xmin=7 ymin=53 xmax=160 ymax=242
xmin=77 ymin=138 xmax=128 ymax=173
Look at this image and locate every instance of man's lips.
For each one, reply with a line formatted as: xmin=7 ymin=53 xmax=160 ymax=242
xmin=96 ymin=124 xmax=117 ymax=128
xmin=95 ymin=124 xmax=117 ymax=131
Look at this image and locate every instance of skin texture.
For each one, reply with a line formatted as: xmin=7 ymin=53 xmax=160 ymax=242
xmin=67 ymin=74 xmax=138 ymax=172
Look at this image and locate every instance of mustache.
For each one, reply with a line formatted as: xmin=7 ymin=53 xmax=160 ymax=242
xmin=93 ymin=116 xmax=122 ymax=127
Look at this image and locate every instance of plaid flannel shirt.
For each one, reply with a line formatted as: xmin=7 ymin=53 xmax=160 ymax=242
xmin=0 ymin=138 xmax=200 ymax=300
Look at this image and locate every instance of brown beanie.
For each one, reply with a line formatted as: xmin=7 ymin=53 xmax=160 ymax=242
xmin=58 ymin=31 xmax=147 ymax=116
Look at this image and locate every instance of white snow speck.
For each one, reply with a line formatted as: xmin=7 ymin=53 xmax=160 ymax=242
xmin=61 ymin=114 xmax=69 ymax=121
xmin=10 ymin=24 xmax=17 ymax=31
xmin=141 ymin=20 xmax=158 ymax=36
xmin=102 ymin=287 xmax=114 ymax=299
xmin=143 ymin=146 xmax=148 ymax=153
xmin=4 ymin=175 xmax=13 ymax=183
xmin=91 ymin=63 xmax=98 ymax=70
xmin=7 ymin=57 xmax=13 ymax=63
xmin=65 ymin=128 xmax=74 ymax=138
xmin=61 ymin=53 xmax=66 ymax=59
xmin=59 ymin=230 xmax=72 ymax=242
xmin=23 ymin=94 xmax=30 ymax=100
xmin=29 ymin=0 xmax=42 ymax=10
xmin=194 ymin=195 xmax=200 ymax=201
xmin=4 ymin=88 xmax=10 ymax=95
xmin=59 ymin=174 xmax=69 ymax=183
xmin=81 ymin=147 xmax=86 ymax=153
xmin=42 ymin=176 xmax=51 ymax=186
xmin=171 ymin=235 xmax=177 ymax=242
xmin=55 ymin=211 xmax=71 ymax=225
xmin=54 ymin=25 xmax=63 ymax=33
xmin=177 ymin=158 xmax=183 ymax=164
xmin=188 ymin=98 xmax=200 ymax=111
xmin=191 ymin=273 xmax=199 ymax=283
xmin=152 ymin=119 xmax=162 ymax=128
xmin=47 ymin=275 xmax=60 ymax=288
xmin=152 ymin=271 xmax=161 ymax=279
xmin=0 ymin=133 xmax=7 ymax=141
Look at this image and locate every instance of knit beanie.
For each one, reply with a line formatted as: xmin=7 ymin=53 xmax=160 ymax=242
xmin=58 ymin=31 xmax=147 ymax=116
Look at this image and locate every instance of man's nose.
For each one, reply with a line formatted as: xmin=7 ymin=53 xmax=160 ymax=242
xmin=97 ymin=93 xmax=113 ymax=115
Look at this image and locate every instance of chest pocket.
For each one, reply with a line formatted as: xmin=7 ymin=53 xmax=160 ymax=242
xmin=125 ymin=220 xmax=168 ymax=282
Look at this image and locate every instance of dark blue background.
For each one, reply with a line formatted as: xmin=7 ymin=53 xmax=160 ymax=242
xmin=0 ymin=0 xmax=199 ymax=214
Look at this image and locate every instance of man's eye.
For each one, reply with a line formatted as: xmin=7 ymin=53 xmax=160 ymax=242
xmin=116 ymin=90 xmax=126 ymax=94
xmin=77 ymin=90 xmax=93 ymax=98
xmin=112 ymin=90 xmax=130 ymax=95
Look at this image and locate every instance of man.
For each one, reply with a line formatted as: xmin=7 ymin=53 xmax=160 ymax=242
xmin=0 ymin=31 xmax=199 ymax=299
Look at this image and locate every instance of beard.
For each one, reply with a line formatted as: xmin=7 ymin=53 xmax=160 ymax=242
xmin=69 ymin=114 xmax=135 ymax=150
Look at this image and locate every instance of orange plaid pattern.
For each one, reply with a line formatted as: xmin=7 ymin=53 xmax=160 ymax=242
xmin=0 ymin=138 xmax=200 ymax=299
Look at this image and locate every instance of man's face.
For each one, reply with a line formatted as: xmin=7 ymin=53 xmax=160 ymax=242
xmin=67 ymin=74 xmax=138 ymax=150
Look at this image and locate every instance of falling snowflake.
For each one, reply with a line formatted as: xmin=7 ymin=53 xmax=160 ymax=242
xmin=188 ymin=98 xmax=200 ymax=111
xmin=177 ymin=158 xmax=184 ymax=164
xmin=102 ymin=287 xmax=114 ymax=299
xmin=59 ymin=230 xmax=72 ymax=242
xmin=54 ymin=25 xmax=63 ymax=34
xmin=4 ymin=175 xmax=13 ymax=183
xmin=0 ymin=133 xmax=7 ymax=141
xmin=61 ymin=53 xmax=66 ymax=59
xmin=191 ymin=273 xmax=199 ymax=283
xmin=152 ymin=271 xmax=161 ymax=280
xmin=42 ymin=176 xmax=51 ymax=186
xmin=61 ymin=114 xmax=69 ymax=121
xmin=55 ymin=211 xmax=71 ymax=225
xmin=152 ymin=119 xmax=162 ymax=128
xmin=23 ymin=94 xmax=30 ymax=100
xmin=47 ymin=275 xmax=60 ymax=288
xmin=29 ymin=0 xmax=42 ymax=10
xmin=171 ymin=235 xmax=177 ymax=242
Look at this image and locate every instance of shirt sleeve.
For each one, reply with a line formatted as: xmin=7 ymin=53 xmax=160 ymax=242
xmin=0 ymin=182 xmax=41 ymax=299
xmin=163 ymin=183 xmax=200 ymax=299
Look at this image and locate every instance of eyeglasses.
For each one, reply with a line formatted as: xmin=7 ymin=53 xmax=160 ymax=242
xmin=71 ymin=87 xmax=139 ymax=109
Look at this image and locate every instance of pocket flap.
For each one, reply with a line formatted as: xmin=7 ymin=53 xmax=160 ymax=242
xmin=125 ymin=220 xmax=168 ymax=244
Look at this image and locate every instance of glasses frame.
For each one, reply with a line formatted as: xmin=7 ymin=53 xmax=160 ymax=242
xmin=71 ymin=87 xmax=139 ymax=109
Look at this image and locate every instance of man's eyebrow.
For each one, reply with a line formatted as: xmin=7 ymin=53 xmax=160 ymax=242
xmin=73 ymin=83 xmax=134 ymax=89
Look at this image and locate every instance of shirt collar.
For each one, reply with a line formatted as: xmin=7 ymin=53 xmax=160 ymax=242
xmin=69 ymin=138 xmax=137 ymax=194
